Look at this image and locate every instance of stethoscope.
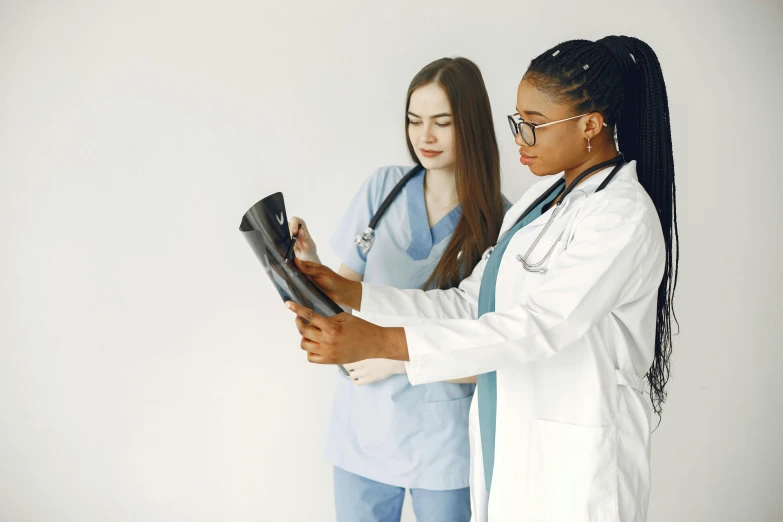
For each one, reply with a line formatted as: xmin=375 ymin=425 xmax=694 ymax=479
xmin=354 ymin=165 xmax=424 ymax=255
xmin=343 ymin=166 xmax=423 ymax=380
xmin=484 ymin=154 xmax=626 ymax=275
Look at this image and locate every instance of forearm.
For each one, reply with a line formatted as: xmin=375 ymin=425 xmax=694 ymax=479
xmin=360 ymin=283 xmax=477 ymax=322
xmin=375 ymin=327 xmax=409 ymax=361
xmin=335 ymin=279 xmax=363 ymax=311
xmin=335 ymin=263 xmax=364 ymax=311
xmin=368 ymin=328 xmax=476 ymax=385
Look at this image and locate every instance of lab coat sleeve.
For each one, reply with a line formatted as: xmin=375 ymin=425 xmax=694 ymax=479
xmin=401 ymin=205 xmax=660 ymax=385
xmin=359 ymin=253 xmax=487 ymax=323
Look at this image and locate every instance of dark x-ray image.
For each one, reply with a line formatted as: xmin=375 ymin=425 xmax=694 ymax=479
xmin=240 ymin=192 xmax=350 ymax=377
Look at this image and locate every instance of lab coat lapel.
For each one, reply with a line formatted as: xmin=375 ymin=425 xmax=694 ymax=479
xmin=498 ymin=175 xmax=564 ymax=239
xmin=498 ymin=161 xmax=638 ymax=241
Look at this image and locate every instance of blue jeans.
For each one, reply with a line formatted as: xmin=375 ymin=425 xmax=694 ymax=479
xmin=333 ymin=466 xmax=471 ymax=522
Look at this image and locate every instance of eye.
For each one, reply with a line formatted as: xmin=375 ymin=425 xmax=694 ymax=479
xmin=408 ymin=120 xmax=422 ymax=126
xmin=436 ymin=122 xmax=451 ymax=128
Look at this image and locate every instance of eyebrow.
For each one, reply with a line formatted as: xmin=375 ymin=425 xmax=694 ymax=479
xmin=407 ymin=111 xmax=452 ymax=119
xmin=516 ymin=108 xmax=549 ymax=119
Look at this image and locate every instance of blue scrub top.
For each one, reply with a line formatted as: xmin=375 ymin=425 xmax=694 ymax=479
xmin=326 ymin=165 xmax=509 ymax=490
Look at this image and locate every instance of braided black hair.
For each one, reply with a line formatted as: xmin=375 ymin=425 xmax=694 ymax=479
xmin=526 ymin=36 xmax=679 ymax=421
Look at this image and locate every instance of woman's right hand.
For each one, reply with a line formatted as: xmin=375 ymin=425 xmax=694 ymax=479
xmin=289 ymin=216 xmax=321 ymax=263
xmin=294 ymin=258 xmax=363 ymax=311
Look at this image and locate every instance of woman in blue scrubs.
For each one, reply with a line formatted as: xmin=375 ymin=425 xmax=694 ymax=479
xmin=289 ymin=57 xmax=509 ymax=522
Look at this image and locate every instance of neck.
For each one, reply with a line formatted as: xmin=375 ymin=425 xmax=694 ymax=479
xmin=562 ymin=146 xmax=619 ymax=188
xmin=423 ymin=165 xmax=458 ymax=204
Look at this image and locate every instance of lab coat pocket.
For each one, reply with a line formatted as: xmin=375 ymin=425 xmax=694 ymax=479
xmin=527 ymin=420 xmax=619 ymax=522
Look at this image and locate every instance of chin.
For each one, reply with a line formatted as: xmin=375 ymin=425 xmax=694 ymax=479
xmin=528 ymin=162 xmax=547 ymax=176
xmin=417 ymin=154 xmax=452 ymax=171
xmin=528 ymin=161 xmax=558 ymax=177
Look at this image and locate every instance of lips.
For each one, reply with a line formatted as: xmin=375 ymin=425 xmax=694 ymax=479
xmin=420 ymin=149 xmax=443 ymax=158
xmin=519 ymin=151 xmax=536 ymax=166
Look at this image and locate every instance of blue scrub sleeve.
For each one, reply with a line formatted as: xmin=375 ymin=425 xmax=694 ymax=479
xmin=329 ymin=168 xmax=388 ymax=275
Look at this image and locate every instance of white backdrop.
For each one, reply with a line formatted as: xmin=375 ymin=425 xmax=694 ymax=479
xmin=2 ymin=1 xmax=782 ymax=521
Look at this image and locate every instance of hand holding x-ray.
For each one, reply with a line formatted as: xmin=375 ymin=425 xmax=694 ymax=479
xmin=285 ymin=300 xmax=407 ymax=365
xmin=286 ymin=216 xmax=321 ymax=264
xmin=239 ymin=192 xmax=355 ymax=376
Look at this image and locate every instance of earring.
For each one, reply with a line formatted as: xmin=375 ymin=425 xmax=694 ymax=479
xmin=586 ymin=137 xmax=592 ymax=152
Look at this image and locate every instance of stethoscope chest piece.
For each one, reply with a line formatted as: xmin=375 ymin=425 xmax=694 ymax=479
xmin=352 ymin=166 xmax=423 ymax=257
xmin=354 ymin=227 xmax=376 ymax=255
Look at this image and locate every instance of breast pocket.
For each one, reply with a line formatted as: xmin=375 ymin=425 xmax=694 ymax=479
xmin=526 ymin=419 xmax=620 ymax=522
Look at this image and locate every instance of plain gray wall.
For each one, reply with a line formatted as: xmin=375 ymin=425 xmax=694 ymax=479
xmin=1 ymin=1 xmax=781 ymax=520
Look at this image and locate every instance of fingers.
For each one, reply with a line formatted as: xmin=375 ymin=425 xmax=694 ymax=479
xmin=285 ymin=301 xmax=330 ymax=330
xmin=306 ymin=351 xmax=329 ymax=364
xmin=293 ymin=256 xmax=321 ymax=274
xmin=295 ymin=316 xmax=323 ymax=343
xmin=304 ymin=345 xmax=340 ymax=366
xmin=288 ymin=216 xmax=303 ymax=237
xmin=342 ymin=362 xmax=361 ymax=372
xmin=289 ymin=216 xmax=309 ymax=235
xmin=341 ymin=360 xmax=384 ymax=386
xmin=353 ymin=372 xmax=382 ymax=386
xmin=341 ymin=362 xmax=365 ymax=384
xmin=287 ymin=301 xmax=339 ymax=365
xmin=300 ymin=337 xmax=322 ymax=355
xmin=345 ymin=364 xmax=367 ymax=385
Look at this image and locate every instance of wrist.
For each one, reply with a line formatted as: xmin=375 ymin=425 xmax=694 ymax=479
xmin=345 ymin=280 xmax=362 ymax=310
xmin=378 ymin=327 xmax=409 ymax=361
xmin=300 ymin=251 xmax=321 ymax=264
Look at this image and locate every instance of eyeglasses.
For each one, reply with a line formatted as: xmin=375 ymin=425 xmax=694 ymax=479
xmin=507 ymin=112 xmax=607 ymax=146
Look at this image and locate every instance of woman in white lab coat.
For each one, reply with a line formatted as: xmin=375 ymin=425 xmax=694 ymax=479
xmin=287 ymin=35 xmax=679 ymax=522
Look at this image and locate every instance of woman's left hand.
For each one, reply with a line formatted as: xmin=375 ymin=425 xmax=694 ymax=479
xmin=285 ymin=301 xmax=408 ymax=364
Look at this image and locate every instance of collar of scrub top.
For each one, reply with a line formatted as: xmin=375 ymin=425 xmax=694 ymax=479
xmin=405 ymin=168 xmax=462 ymax=261
xmin=354 ymin=165 xmax=423 ymax=255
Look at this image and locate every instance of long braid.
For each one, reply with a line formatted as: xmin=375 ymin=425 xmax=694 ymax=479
xmin=527 ymin=36 xmax=679 ymax=421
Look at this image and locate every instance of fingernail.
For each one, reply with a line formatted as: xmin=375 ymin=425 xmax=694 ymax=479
xmin=285 ymin=302 xmax=293 ymax=310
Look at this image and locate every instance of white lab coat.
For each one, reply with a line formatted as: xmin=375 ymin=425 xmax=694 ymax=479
xmin=358 ymin=161 xmax=665 ymax=522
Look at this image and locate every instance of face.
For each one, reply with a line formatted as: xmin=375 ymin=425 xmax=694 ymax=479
xmin=407 ymin=83 xmax=456 ymax=171
xmin=513 ymin=78 xmax=592 ymax=176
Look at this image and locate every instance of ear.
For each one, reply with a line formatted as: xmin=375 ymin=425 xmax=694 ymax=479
xmin=581 ymin=112 xmax=606 ymax=140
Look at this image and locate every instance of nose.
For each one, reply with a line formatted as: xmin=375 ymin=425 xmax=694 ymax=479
xmin=420 ymin=122 xmax=436 ymax=144
xmin=514 ymin=132 xmax=526 ymax=147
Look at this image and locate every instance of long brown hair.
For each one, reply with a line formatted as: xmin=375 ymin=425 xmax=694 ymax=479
xmin=406 ymin=57 xmax=504 ymax=290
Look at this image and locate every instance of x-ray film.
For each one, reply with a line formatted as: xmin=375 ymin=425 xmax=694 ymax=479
xmin=240 ymin=192 xmax=350 ymax=377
